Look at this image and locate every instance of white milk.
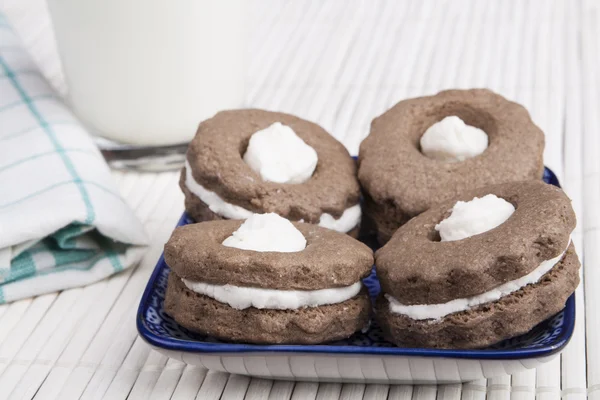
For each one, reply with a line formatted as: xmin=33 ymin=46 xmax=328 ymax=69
xmin=48 ymin=0 xmax=247 ymax=146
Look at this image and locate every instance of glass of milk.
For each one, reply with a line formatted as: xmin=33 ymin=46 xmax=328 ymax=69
xmin=47 ymin=0 xmax=247 ymax=170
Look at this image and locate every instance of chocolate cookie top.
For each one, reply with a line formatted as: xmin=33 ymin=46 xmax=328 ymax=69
xmin=358 ymin=89 xmax=545 ymax=218
xmin=376 ymin=180 xmax=575 ymax=305
xmin=165 ymin=220 xmax=374 ymax=290
xmin=186 ymin=109 xmax=360 ymax=222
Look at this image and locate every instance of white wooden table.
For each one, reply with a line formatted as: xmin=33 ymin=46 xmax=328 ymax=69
xmin=1 ymin=0 xmax=599 ymax=398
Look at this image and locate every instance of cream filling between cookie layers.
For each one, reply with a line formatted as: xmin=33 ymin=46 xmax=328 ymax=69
xmin=184 ymin=160 xmax=361 ymax=233
xmin=182 ymin=279 xmax=362 ymax=310
xmin=386 ymin=241 xmax=570 ymax=321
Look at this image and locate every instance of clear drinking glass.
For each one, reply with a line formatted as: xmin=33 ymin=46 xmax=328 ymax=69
xmin=47 ymin=0 xmax=247 ymax=171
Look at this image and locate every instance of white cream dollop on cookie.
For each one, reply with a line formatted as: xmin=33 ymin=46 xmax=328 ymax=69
xmin=420 ymin=116 xmax=488 ymax=162
xmin=435 ymin=194 xmax=515 ymax=242
xmin=222 ymin=212 xmax=306 ymax=252
xmin=243 ymin=122 xmax=318 ymax=184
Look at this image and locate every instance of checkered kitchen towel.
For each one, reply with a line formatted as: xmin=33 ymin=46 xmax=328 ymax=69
xmin=0 ymin=14 xmax=148 ymax=303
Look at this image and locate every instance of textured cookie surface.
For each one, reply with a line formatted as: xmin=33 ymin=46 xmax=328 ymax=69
xmin=185 ymin=109 xmax=360 ymax=223
xmin=376 ymin=180 xmax=575 ymax=304
xmin=164 ymin=220 xmax=373 ymax=290
xmin=358 ymin=89 xmax=545 ymax=242
xmin=165 ymin=272 xmax=371 ymax=344
xmin=375 ymin=244 xmax=580 ymax=349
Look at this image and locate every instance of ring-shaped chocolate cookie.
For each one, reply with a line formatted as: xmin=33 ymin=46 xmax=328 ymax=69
xmin=165 ymin=220 xmax=374 ymax=291
xmin=376 ymin=180 xmax=576 ymax=305
xmin=183 ymin=109 xmax=360 ymax=225
xmin=376 ymin=244 xmax=580 ymax=349
xmin=358 ymin=89 xmax=545 ymax=243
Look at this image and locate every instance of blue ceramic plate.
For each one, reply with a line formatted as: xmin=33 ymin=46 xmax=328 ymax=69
xmin=137 ymin=167 xmax=575 ymax=359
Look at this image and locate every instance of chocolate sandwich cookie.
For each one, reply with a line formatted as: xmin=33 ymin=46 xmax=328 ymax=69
xmin=164 ymin=214 xmax=373 ymax=344
xmin=181 ymin=109 xmax=362 ymax=236
xmin=375 ymin=180 xmax=579 ymax=349
xmin=358 ymin=89 xmax=545 ymax=243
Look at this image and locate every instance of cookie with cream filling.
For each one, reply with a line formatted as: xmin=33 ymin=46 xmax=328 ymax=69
xmin=182 ymin=109 xmax=362 ymax=236
xmin=359 ymin=89 xmax=545 ymax=243
xmin=375 ymin=181 xmax=579 ymax=349
xmin=164 ymin=213 xmax=373 ymax=344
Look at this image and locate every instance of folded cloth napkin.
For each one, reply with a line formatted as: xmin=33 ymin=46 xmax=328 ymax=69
xmin=0 ymin=15 xmax=148 ymax=303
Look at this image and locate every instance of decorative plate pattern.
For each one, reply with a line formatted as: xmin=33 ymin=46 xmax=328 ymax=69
xmin=137 ymin=167 xmax=575 ymax=359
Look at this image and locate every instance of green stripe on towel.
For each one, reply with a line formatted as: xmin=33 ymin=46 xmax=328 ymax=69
xmin=0 ymin=56 xmax=96 ymax=225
